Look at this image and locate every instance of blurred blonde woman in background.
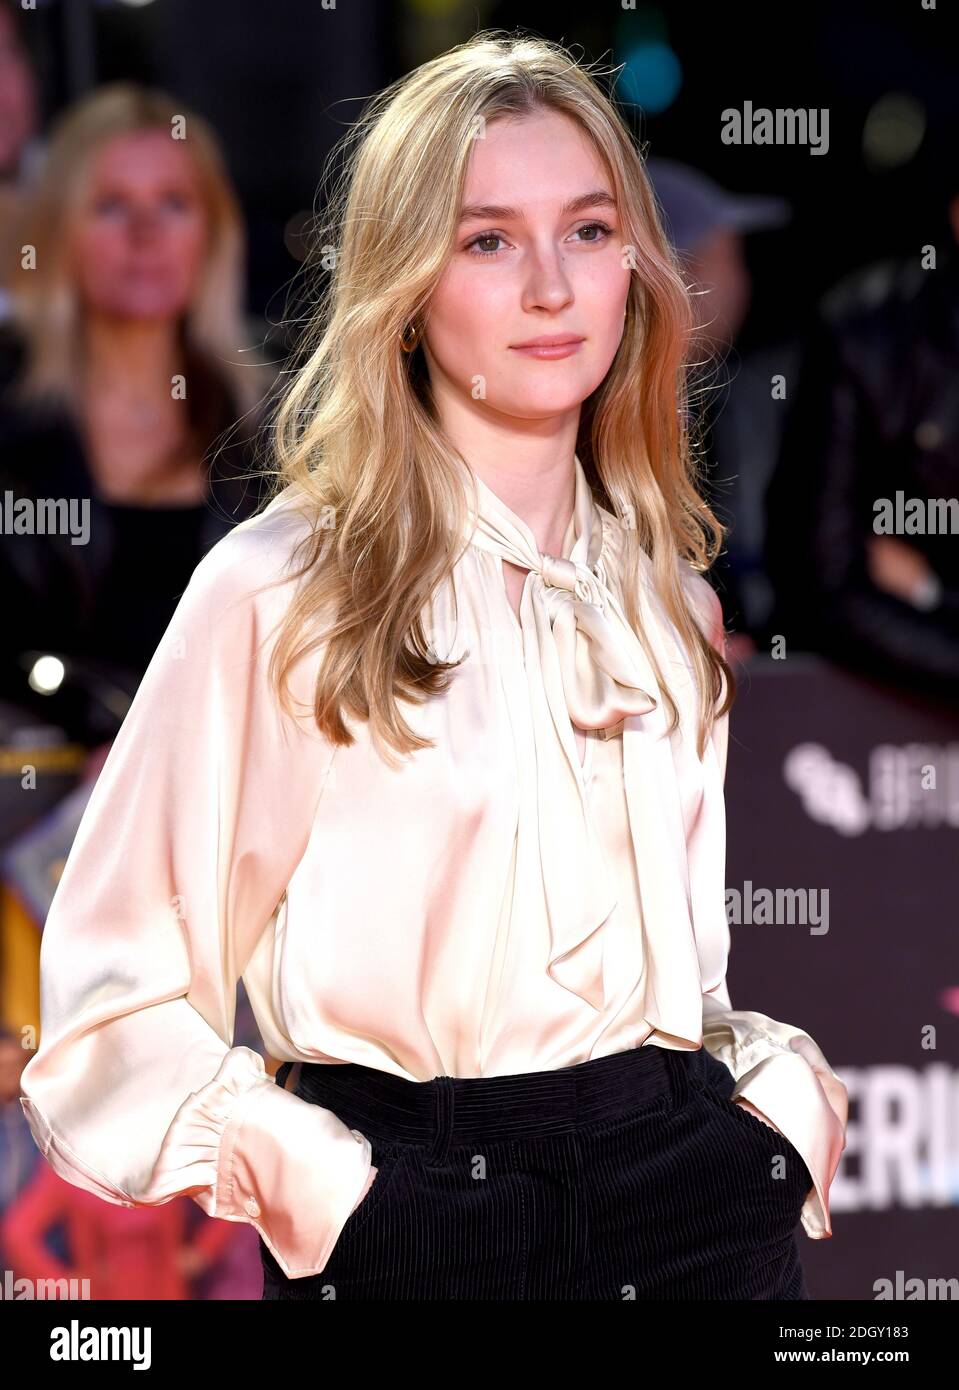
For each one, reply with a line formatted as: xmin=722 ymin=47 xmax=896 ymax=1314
xmin=18 ymin=33 xmax=847 ymax=1301
xmin=0 ymin=82 xmax=269 ymax=744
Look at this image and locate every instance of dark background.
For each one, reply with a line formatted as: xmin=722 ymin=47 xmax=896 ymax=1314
xmin=21 ymin=0 xmax=958 ymax=340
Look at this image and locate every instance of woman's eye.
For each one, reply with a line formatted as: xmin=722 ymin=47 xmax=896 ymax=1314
xmin=91 ymin=192 xmax=193 ymax=218
xmin=466 ymin=232 xmax=507 ymax=257
xmin=575 ymin=220 xmax=613 ymax=244
xmin=465 ymin=221 xmax=614 ymax=259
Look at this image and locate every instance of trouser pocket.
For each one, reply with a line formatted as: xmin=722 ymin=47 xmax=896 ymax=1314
xmin=328 ymin=1136 xmax=409 ymax=1258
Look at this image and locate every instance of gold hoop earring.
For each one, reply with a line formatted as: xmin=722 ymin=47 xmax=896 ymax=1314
xmin=400 ymin=321 xmax=420 ymax=353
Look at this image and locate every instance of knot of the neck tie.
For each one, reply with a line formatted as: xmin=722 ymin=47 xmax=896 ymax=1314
xmin=531 ymin=553 xmax=657 ymax=733
xmin=540 ymin=552 xmax=607 ymax=608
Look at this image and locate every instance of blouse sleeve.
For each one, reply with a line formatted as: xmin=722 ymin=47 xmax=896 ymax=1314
xmin=18 ymin=520 xmax=374 ymax=1279
xmin=685 ymin=567 xmax=849 ymax=1240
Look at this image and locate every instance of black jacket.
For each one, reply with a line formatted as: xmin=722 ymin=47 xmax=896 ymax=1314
xmin=764 ymin=248 xmax=959 ymax=702
xmin=0 ymin=325 xmax=269 ymax=744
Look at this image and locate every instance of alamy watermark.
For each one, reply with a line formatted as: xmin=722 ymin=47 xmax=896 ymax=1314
xmin=50 ymin=1320 xmax=151 ymax=1368
xmin=721 ymin=102 xmax=829 ymax=155
xmin=0 ymin=492 xmax=90 ymax=545
xmin=1 ymin=1268 xmax=91 ymax=1299
xmin=873 ymin=1270 xmax=959 ymax=1300
xmin=873 ymin=492 xmax=959 ymax=535
xmin=726 ymin=882 xmax=829 ymax=934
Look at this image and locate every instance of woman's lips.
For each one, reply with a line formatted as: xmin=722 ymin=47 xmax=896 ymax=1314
xmin=509 ymin=339 xmax=585 ymax=360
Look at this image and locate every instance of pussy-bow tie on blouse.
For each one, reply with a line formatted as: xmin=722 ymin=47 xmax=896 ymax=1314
xmin=462 ymin=455 xmax=728 ymax=1031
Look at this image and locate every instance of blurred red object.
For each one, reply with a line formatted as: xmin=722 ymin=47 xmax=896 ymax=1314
xmin=1 ymin=1161 xmax=235 ymax=1299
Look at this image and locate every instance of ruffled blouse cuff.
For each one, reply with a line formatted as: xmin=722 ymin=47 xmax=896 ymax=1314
xmin=154 ymin=1047 xmax=374 ymax=1277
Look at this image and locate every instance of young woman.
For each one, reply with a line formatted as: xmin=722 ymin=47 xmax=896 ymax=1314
xmin=18 ymin=32 xmax=847 ymax=1301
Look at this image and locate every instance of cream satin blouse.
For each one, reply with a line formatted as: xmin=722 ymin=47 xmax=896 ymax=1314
xmin=19 ymin=456 xmax=848 ymax=1280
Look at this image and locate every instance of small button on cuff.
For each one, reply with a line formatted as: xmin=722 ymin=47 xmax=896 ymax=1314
xmin=244 ymin=1195 xmax=260 ymax=1218
xmin=350 ymin=1129 xmax=365 ymax=1144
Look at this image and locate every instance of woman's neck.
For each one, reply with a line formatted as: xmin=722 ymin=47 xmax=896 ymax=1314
xmin=472 ymin=454 xmax=576 ymax=559
xmin=80 ymin=314 xmax=183 ymax=393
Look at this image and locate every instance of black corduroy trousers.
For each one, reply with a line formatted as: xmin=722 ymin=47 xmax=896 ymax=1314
xmin=259 ymin=1042 xmax=812 ymax=1301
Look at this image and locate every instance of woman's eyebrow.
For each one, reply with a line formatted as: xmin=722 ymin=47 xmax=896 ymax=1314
xmin=457 ymin=189 xmax=617 ymax=224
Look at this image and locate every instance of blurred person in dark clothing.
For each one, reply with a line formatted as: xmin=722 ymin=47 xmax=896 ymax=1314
xmin=764 ymin=185 xmax=959 ymax=706
xmin=0 ymin=83 xmax=272 ymax=746
xmin=646 ymin=158 xmax=791 ymax=660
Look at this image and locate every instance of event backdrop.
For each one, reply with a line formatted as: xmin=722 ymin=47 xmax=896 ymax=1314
xmin=725 ymin=654 xmax=959 ymax=1300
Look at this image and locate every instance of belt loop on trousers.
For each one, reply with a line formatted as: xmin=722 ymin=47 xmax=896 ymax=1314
xmin=665 ymin=1048 xmax=691 ymax=1111
xmin=424 ymin=1075 xmax=455 ymax=1168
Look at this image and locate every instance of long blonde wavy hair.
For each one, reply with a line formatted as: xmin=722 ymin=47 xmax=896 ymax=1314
xmin=3 ymin=81 xmax=266 ymax=424
xmin=261 ymin=29 xmax=735 ymax=766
